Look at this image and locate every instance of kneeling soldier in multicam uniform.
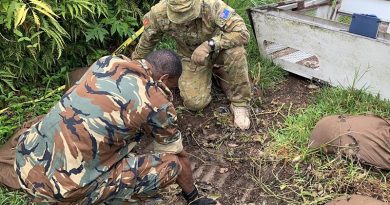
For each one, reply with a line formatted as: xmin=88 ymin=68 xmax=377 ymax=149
xmin=0 ymin=50 xmax=216 ymax=205
xmin=132 ymin=0 xmax=252 ymax=130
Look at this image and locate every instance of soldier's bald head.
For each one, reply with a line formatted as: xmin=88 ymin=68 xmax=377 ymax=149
xmin=145 ymin=49 xmax=182 ymax=88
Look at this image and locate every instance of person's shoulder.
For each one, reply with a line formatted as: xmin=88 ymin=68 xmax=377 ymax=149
xmin=149 ymin=0 xmax=168 ymax=18
xmin=202 ymin=0 xmax=226 ymax=9
xmin=202 ymin=0 xmax=233 ymax=18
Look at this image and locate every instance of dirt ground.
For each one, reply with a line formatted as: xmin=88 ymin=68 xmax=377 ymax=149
xmin=135 ymin=74 xmax=319 ymax=204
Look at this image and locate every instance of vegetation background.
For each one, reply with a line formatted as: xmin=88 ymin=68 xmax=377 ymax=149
xmin=1 ymin=0 xmax=389 ymax=204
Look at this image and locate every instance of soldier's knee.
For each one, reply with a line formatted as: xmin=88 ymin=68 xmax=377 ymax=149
xmin=183 ymin=96 xmax=211 ymax=111
xmin=163 ymin=154 xmax=182 ymax=175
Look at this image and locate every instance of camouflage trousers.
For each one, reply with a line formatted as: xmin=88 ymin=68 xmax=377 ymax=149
xmin=179 ymin=46 xmax=252 ymax=111
xmin=0 ymin=115 xmax=45 ymax=190
xmin=29 ymin=153 xmax=181 ymax=205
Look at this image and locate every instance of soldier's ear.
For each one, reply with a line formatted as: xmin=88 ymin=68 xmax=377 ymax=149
xmin=159 ymin=74 xmax=169 ymax=82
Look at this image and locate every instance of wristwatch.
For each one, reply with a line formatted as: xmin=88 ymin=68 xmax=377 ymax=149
xmin=208 ymin=39 xmax=216 ymax=51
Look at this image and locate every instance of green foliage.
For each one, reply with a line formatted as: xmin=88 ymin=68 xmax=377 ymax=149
xmin=0 ymin=0 xmax=155 ymax=94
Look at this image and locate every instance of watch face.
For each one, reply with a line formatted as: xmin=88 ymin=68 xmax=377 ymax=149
xmin=208 ymin=40 xmax=215 ymax=49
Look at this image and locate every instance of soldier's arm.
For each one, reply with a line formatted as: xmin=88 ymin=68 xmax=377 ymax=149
xmin=143 ymin=102 xmax=183 ymax=154
xmin=211 ymin=0 xmax=250 ymax=51
xmin=131 ymin=11 xmax=163 ymax=60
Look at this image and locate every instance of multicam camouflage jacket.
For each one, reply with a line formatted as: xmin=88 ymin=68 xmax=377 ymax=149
xmin=132 ymin=0 xmax=250 ymax=59
xmin=14 ymin=55 xmax=183 ymax=202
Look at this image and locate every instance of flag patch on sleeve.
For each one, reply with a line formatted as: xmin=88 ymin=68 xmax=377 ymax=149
xmin=143 ymin=18 xmax=150 ymax=27
xmin=220 ymin=8 xmax=232 ymax=20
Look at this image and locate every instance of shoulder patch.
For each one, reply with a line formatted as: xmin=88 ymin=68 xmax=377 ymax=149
xmin=220 ymin=8 xmax=232 ymax=20
xmin=143 ymin=18 xmax=150 ymax=28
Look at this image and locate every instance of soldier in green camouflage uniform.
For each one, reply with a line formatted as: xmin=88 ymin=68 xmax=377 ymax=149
xmin=0 ymin=50 xmax=216 ymax=205
xmin=132 ymin=0 xmax=252 ymax=130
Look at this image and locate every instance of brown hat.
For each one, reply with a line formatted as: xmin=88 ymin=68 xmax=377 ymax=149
xmin=167 ymin=0 xmax=202 ymax=24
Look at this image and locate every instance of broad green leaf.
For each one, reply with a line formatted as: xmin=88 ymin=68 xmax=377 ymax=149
xmin=13 ymin=29 xmax=23 ymax=37
xmin=17 ymin=37 xmax=31 ymax=42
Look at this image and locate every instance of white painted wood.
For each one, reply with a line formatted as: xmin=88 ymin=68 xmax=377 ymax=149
xmin=315 ymin=5 xmax=333 ymax=20
xmin=249 ymin=8 xmax=390 ymax=99
xmin=339 ymin=0 xmax=390 ymax=21
xmin=278 ymin=3 xmax=298 ymax=10
xmin=304 ymin=0 xmax=328 ymax=8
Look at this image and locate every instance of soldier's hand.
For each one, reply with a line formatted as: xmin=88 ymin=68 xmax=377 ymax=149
xmin=191 ymin=41 xmax=211 ymax=66
xmin=188 ymin=197 xmax=217 ymax=205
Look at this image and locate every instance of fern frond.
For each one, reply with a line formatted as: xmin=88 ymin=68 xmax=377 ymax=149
xmin=33 ymin=6 xmax=57 ymax=22
xmin=32 ymin=10 xmax=41 ymax=28
xmin=29 ymin=0 xmax=58 ymax=18
xmin=14 ymin=3 xmax=29 ymax=28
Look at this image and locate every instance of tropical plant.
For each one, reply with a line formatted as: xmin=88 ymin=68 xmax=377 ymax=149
xmin=0 ymin=0 xmax=156 ymax=94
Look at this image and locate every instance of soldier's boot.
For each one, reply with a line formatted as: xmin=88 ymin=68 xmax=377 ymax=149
xmin=214 ymin=46 xmax=252 ymax=130
xmin=230 ymin=104 xmax=250 ymax=130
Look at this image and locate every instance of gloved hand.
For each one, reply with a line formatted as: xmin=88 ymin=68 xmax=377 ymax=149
xmin=191 ymin=41 xmax=212 ymax=66
xmin=188 ymin=197 xmax=217 ymax=205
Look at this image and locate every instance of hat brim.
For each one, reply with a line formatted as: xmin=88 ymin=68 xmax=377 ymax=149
xmin=167 ymin=0 xmax=201 ymax=24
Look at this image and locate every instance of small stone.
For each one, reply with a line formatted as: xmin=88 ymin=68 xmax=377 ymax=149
xmin=308 ymin=84 xmax=319 ymax=89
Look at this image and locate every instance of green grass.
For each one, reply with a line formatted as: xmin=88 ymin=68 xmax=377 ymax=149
xmin=0 ymin=188 xmax=28 ymax=205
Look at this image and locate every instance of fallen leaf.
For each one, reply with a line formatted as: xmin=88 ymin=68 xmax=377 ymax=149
xmin=252 ymin=135 xmax=264 ymax=142
xmin=208 ymin=193 xmax=222 ymax=200
xmin=205 ymin=134 xmax=219 ymax=141
xmin=227 ymin=143 xmax=239 ymax=148
xmin=292 ymin=155 xmax=301 ymax=162
xmin=219 ymin=168 xmax=229 ymax=174
xmin=280 ymin=184 xmax=287 ymax=190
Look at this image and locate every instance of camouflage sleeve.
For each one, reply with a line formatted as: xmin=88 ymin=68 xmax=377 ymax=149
xmin=131 ymin=11 xmax=163 ymax=60
xmin=142 ymin=87 xmax=183 ymax=154
xmin=144 ymin=102 xmax=183 ymax=154
xmin=211 ymin=0 xmax=250 ymax=50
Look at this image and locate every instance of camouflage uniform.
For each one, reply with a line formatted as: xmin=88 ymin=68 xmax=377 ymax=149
xmin=14 ymin=55 xmax=183 ymax=204
xmin=132 ymin=0 xmax=252 ymax=110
